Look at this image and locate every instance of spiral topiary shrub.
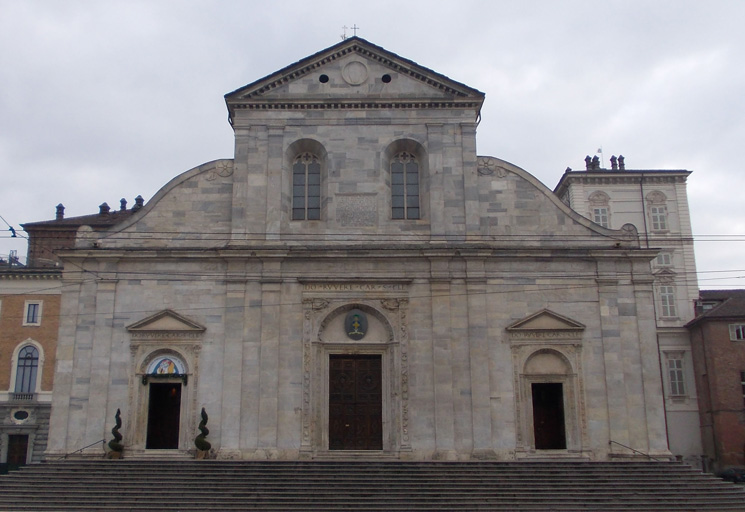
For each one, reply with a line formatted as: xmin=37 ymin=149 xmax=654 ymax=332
xmin=108 ymin=408 xmax=124 ymax=455
xmin=194 ymin=407 xmax=211 ymax=456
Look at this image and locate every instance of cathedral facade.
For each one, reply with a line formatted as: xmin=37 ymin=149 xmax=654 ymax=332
xmin=46 ymin=38 xmax=670 ymax=461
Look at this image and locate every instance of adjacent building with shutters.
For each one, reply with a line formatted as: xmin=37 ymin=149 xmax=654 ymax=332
xmin=555 ymin=159 xmax=701 ymax=465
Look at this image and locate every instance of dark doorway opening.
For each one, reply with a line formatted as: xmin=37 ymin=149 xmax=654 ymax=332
xmin=532 ymin=382 xmax=567 ymax=450
xmin=7 ymin=434 xmax=28 ymax=467
xmin=329 ymin=354 xmax=382 ymax=450
xmin=146 ymin=382 xmax=182 ymax=449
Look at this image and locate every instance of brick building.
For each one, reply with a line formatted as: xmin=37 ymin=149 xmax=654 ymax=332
xmin=22 ymin=199 xmax=142 ymax=268
xmin=0 ymin=265 xmax=61 ymax=466
xmin=688 ymin=289 xmax=745 ymax=470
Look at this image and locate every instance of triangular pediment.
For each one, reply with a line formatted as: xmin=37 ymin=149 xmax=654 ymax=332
xmin=506 ymin=309 xmax=585 ymax=332
xmin=127 ymin=309 xmax=206 ymax=333
xmin=653 ymin=267 xmax=676 ymax=280
xmin=225 ymin=37 xmax=484 ymax=116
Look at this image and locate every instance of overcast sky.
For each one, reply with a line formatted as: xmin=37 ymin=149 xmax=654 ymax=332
xmin=1 ymin=0 xmax=743 ymax=289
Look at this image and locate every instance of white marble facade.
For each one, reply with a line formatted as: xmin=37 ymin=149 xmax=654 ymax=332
xmin=46 ymin=38 xmax=670 ymax=461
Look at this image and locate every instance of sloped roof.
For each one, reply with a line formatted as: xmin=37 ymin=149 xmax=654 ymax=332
xmin=21 ymin=210 xmax=135 ymax=230
xmin=699 ymin=289 xmax=745 ymax=301
xmin=687 ymin=290 xmax=745 ymax=327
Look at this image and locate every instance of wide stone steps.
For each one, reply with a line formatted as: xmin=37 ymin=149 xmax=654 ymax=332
xmin=0 ymin=460 xmax=743 ymax=511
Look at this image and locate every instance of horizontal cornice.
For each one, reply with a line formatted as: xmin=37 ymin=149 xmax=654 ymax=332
xmin=230 ymin=100 xmax=483 ymax=112
xmin=0 ymin=270 xmax=61 ymax=280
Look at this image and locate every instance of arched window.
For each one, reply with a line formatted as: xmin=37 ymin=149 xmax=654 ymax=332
xmin=391 ymin=152 xmax=419 ymax=220
xmin=15 ymin=345 xmax=39 ymax=394
xmin=292 ymin=152 xmax=321 ymax=220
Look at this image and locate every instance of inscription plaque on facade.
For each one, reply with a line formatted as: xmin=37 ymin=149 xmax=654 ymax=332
xmin=337 ymin=194 xmax=377 ymax=227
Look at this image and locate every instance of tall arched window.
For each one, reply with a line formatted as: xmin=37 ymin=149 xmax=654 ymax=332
xmin=292 ymin=152 xmax=321 ymax=220
xmin=391 ymin=152 xmax=419 ymax=220
xmin=15 ymin=345 xmax=39 ymax=394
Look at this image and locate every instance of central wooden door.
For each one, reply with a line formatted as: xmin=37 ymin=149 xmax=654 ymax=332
xmin=329 ymin=354 xmax=382 ymax=450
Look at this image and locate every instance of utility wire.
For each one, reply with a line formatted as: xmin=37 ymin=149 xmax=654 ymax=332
xmin=1 ymin=268 xmax=742 ymax=322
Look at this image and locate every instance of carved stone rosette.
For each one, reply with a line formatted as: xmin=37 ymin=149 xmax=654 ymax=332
xmin=477 ymin=156 xmax=508 ymax=177
xmin=205 ymin=160 xmax=234 ymax=181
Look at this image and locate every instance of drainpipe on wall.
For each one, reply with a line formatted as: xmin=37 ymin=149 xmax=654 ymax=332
xmin=640 ymin=174 xmax=650 ymax=249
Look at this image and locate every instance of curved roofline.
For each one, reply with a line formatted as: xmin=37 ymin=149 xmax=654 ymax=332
xmin=89 ymin=159 xmax=233 ymax=242
xmin=478 ymin=155 xmax=641 ymax=246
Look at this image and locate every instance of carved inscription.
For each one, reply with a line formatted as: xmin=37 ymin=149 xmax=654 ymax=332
xmin=508 ymin=331 xmax=582 ymax=340
xmin=304 ymin=283 xmax=406 ymax=292
xmin=130 ymin=332 xmax=203 ymax=340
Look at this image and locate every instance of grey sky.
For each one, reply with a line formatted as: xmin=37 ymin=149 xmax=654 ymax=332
xmin=1 ymin=0 xmax=743 ymax=288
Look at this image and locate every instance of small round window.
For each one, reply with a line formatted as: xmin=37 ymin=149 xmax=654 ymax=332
xmin=382 ymin=74 xmax=392 ymax=83
xmin=13 ymin=410 xmax=29 ymax=421
xmin=319 ymin=74 xmax=329 ymax=83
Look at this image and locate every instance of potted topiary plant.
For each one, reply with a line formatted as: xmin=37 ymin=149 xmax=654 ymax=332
xmin=194 ymin=407 xmax=211 ymax=459
xmin=107 ymin=409 xmax=124 ymax=459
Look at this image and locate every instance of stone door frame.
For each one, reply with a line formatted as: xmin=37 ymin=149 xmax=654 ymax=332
xmin=299 ymin=288 xmax=410 ymax=456
xmin=128 ymin=346 xmax=201 ymax=453
xmin=512 ymin=346 xmax=588 ymax=456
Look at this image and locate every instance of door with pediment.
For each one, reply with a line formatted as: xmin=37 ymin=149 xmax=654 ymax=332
xmin=532 ymin=382 xmax=567 ymax=449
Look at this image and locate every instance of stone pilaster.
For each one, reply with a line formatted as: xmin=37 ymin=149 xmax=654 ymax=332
xmin=427 ymin=124 xmax=445 ymax=240
xmin=450 ymin=278 xmax=473 ymax=454
xmin=239 ymin=271 xmax=263 ymax=452
xmin=430 ymin=272 xmax=456 ymax=458
xmin=461 ymin=123 xmax=480 ymax=240
xmin=46 ymin=266 xmax=84 ymax=455
xmin=266 ymin=127 xmax=284 ymax=240
xmin=257 ymin=272 xmax=281 ymax=453
xmin=466 ymin=258 xmax=493 ymax=457
xmin=634 ymin=277 xmax=670 ymax=454
xmin=65 ymin=272 xmax=100 ymax=451
xmin=277 ymin=279 xmax=302 ymax=456
xmin=230 ymin=128 xmax=250 ymax=243
xmin=220 ymin=261 xmax=247 ymax=453
xmin=598 ymin=277 xmax=631 ymax=449
xmin=84 ymin=278 xmax=117 ymax=447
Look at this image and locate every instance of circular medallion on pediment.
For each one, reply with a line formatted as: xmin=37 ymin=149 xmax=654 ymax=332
xmin=342 ymin=61 xmax=369 ymax=85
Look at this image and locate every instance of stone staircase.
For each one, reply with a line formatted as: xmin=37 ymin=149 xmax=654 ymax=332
xmin=0 ymin=459 xmax=743 ymax=511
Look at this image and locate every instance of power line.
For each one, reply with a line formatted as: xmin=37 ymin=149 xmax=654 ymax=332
xmin=2 ymin=264 xmax=743 ymax=322
xmin=0 ymin=279 xmax=687 ymax=323
xmin=17 ymin=229 xmax=745 ymax=244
